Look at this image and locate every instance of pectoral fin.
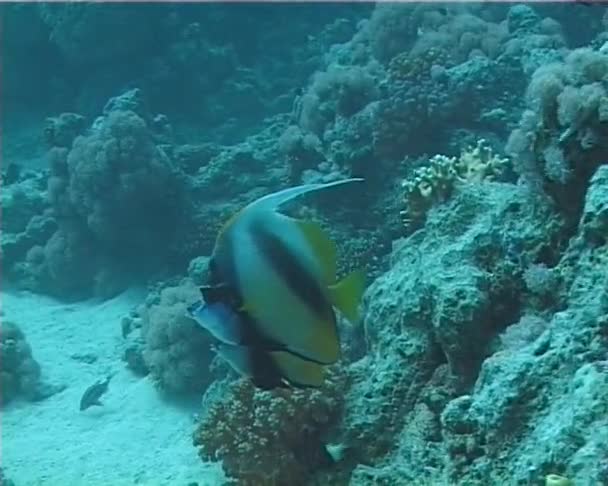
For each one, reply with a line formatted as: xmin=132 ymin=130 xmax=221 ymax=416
xmin=295 ymin=219 xmax=337 ymax=285
xmin=328 ymin=269 xmax=365 ymax=325
xmin=200 ymin=284 xmax=241 ymax=307
xmin=187 ymin=301 xmax=245 ymax=346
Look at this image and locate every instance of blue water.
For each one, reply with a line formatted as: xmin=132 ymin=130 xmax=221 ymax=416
xmin=2 ymin=3 xmax=607 ymax=485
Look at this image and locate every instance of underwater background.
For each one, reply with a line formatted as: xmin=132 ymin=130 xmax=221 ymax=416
xmin=1 ymin=2 xmax=608 ymax=485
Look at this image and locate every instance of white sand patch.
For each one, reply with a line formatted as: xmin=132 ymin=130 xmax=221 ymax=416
xmin=1 ymin=289 xmax=227 ymax=486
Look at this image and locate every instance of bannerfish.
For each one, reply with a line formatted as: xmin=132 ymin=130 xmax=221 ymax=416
xmin=188 ymin=300 xmax=324 ymax=389
xmin=187 ymin=299 xmax=245 ymax=348
xmin=214 ymin=341 xmax=325 ymax=389
xmin=187 ymin=296 xmax=326 ymax=389
xmin=191 ymin=178 xmax=366 ymax=367
xmin=80 ymin=375 xmax=112 ymax=411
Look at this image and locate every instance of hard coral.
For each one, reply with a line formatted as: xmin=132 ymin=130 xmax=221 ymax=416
xmin=34 ymin=101 xmax=194 ymax=298
xmin=139 ymin=278 xmax=213 ymax=395
xmin=1 ymin=321 xmax=42 ymax=405
xmin=408 ymin=11 xmax=508 ymax=66
xmin=43 ymin=112 xmax=86 ymax=148
xmin=388 ymin=47 xmax=451 ymax=83
xmin=435 ymin=168 xmax=608 ymax=485
xmin=193 ymin=368 xmax=347 ymax=485
xmin=400 ymin=140 xmax=508 ymax=231
xmin=1 ymin=175 xmax=47 ymax=234
xmin=579 ymin=165 xmax=608 ymax=245
xmin=507 ymin=47 xmax=608 ymax=217
xmin=296 ymin=63 xmax=378 ymax=136
xmin=366 ymin=3 xmax=449 ymax=65
xmin=38 ymin=3 xmax=162 ymax=66
xmin=65 ymin=109 xmax=187 ymax=257
xmin=339 ymin=179 xmax=565 ymax=484
xmin=388 ymin=46 xmax=453 ymax=84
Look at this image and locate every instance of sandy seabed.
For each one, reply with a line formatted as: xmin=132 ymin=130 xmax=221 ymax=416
xmin=1 ymin=288 xmax=226 ymax=486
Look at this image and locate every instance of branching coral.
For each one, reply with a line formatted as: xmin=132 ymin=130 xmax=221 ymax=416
xmin=400 ymin=140 xmax=509 ymax=230
xmin=193 ymin=368 xmax=347 ymax=485
xmin=139 ymin=278 xmax=213 ymax=395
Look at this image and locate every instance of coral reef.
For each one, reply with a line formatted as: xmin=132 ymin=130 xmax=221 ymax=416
xmin=277 ymin=2 xmax=565 ymax=209
xmin=329 ymin=163 xmax=605 ymax=484
xmin=43 ymin=112 xmax=86 ymax=148
xmin=58 ymin=109 xmax=188 ymax=258
xmin=296 ymin=64 xmax=379 ymax=138
xmin=507 ymin=46 xmax=608 ymax=220
xmin=193 ymin=368 xmax=347 ymax=485
xmin=337 ymin=179 xmax=564 ymax=478
xmin=400 ymin=139 xmax=509 ymax=231
xmin=388 ymin=46 xmax=454 ymax=84
xmin=3 ymin=91 xmax=196 ymax=298
xmin=137 ymin=278 xmax=213 ymax=395
xmin=1 ymin=321 xmax=42 ymax=405
xmin=4 ymin=3 xmax=608 ymax=483
xmin=0 ymin=173 xmax=48 ymax=236
xmin=439 ymin=165 xmax=608 ymax=484
xmin=124 ymin=7 xmax=606 ymax=481
xmin=0 ymin=467 xmax=16 ymax=486
xmin=182 ymin=116 xmax=290 ymax=254
xmin=37 ymin=3 xmax=163 ymax=66
xmin=5 ymin=3 xmax=368 ymax=142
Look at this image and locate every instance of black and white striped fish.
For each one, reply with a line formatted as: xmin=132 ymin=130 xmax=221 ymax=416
xmin=187 ymin=178 xmax=365 ymax=388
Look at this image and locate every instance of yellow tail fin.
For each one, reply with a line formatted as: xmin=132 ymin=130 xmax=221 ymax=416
xmin=328 ymin=269 xmax=365 ymax=325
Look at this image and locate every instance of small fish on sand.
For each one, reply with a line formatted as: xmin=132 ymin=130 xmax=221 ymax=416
xmin=79 ymin=375 xmax=112 ymax=411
